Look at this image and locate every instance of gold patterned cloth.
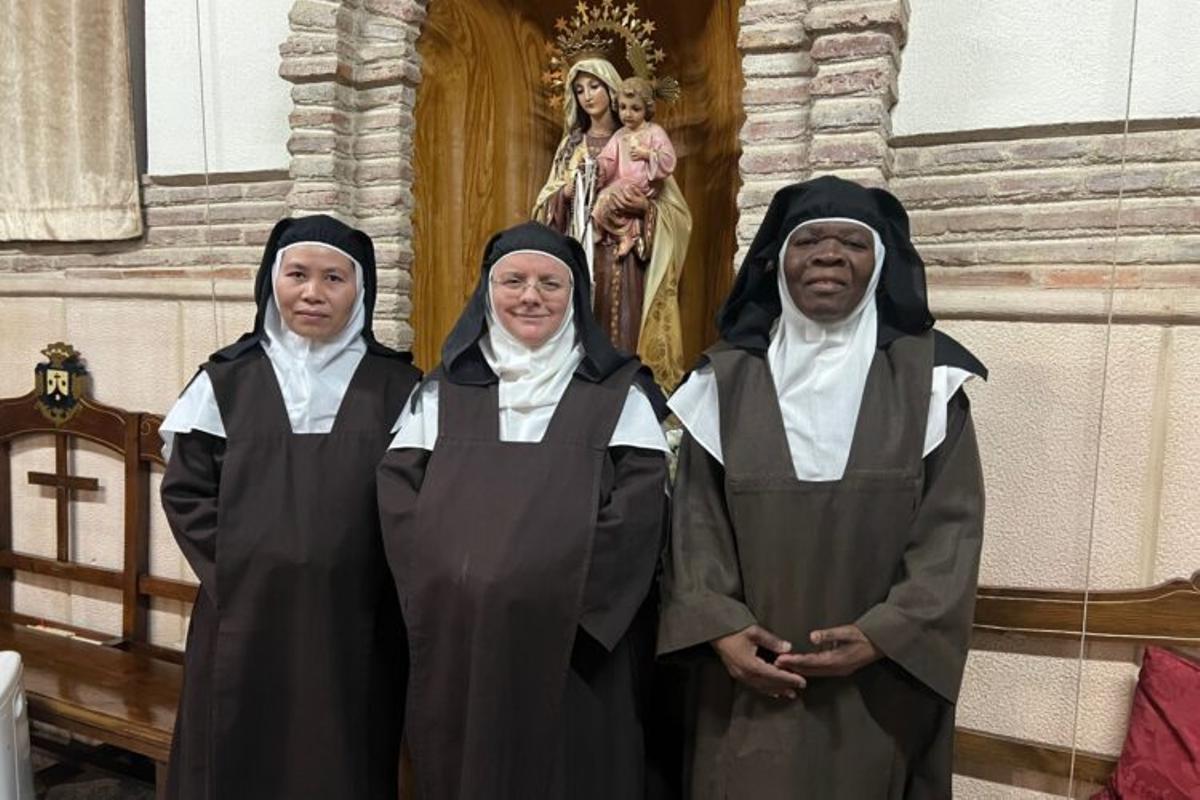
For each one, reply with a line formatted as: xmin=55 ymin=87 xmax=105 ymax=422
xmin=0 ymin=0 xmax=142 ymax=241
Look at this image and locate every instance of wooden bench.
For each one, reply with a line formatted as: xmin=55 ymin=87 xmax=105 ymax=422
xmin=954 ymin=572 xmax=1200 ymax=795
xmin=0 ymin=342 xmax=196 ymax=796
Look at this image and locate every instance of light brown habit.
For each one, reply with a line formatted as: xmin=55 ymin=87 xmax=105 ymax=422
xmin=658 ymin=333 xmax=984 ymax=799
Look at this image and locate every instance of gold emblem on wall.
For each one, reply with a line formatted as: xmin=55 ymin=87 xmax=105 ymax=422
xmin=34 ymin=342 xmax=88 ymax=426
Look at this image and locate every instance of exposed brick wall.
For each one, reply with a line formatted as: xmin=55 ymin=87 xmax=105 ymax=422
xmin=735 ymin=0 xmax=811 ymax=258
xmin=279 ymin=0 xmax=428 ymax=350
xmin=806 ymin=0 xmax=904 ymax=185
xmin=0 ymin=173 xmax=290 ymax=283
xmin=735 ymin=0 xmax=908 ymax=261
xmin=892 ymin=125 xmax=1200 ymax=320
xmin=734 ymin=1 xmax=1198 ymax=327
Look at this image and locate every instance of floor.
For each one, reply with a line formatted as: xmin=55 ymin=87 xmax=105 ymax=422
xmin=33 ymin=744 xmax=155 ymax=800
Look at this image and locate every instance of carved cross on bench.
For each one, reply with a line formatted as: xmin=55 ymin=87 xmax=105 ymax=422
xmin=27 ymin=433 xmax=99 ymax=563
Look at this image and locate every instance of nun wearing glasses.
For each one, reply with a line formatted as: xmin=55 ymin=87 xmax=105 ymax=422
xmin=159 ymin=215 xmax=420 ymax=799
xmin=378 ymin=221 xmax=670 ymax=800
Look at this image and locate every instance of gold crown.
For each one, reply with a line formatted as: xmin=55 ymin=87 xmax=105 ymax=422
xmin=41 ymin=342 xmax=79 ymax=368
xmin=542 ymin=1 xmax=681 ymax=107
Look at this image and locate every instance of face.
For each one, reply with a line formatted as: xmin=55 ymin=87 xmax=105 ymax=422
xmin=618 ymin=95 xmax=647 ymax=129
xmin=782 ymin=222 xmax=876 ymax=322
xmin=572 ymin=72 xmax=612 ymax=123
xmin=274 ymin=244 xmax=358 ymax=341
xmin=490 ymin=252 xmax=573 ymax=349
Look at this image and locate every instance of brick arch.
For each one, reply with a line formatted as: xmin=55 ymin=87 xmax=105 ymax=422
xmin=278 ymin=0 xmax=908 ymax=348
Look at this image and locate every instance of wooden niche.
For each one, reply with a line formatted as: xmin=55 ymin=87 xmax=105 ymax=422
xmin=411 ymin=0 xmax=744 ymax=370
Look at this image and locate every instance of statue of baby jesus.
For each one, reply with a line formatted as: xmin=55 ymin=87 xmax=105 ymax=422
xmin=592 ymin=77 xmax=677 ymax=259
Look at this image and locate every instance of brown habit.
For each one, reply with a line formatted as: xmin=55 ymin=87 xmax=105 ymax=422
xmin=378 ymin=362 xmax=668 ymax=800
xmin=658 ymin=334 xmax=985 ymax=799
xmin=161 ymin=351 xmax=418 ymax=799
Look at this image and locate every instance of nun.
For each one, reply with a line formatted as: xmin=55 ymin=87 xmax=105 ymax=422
xmin=158 ymin=215 xmax=420 ymax=800
xmin=378 ymin=221 xmax=670 ymax=799
xmin=658 ymin=177 xmax=987 ymax=799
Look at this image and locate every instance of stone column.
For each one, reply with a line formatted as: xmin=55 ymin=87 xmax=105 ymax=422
xmin=806 ymin=0 xmax=908 ymax=187
xmin=735 ymin=0 xmax=910 ymax=261
xmin=735 ymin=0 xmax=812 ymax=260
xmin=279 ymin=0 xmax=428 ymax=349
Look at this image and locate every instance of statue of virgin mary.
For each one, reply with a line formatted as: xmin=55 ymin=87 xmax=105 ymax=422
xmin=532 ymin=7 xmax=692 ymax=389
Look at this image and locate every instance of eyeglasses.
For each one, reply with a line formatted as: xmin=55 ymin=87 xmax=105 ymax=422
xmin=490 ymin=275 xmax=571 ymax=298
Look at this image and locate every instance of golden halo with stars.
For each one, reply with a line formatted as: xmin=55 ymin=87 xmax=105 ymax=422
xmin=542 ymin=0 xmax=681 ymax=108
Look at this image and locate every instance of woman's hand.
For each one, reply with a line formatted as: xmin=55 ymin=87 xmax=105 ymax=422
xmin=774 ymin=625 xmax=883 ymax=678
xmin=712 ymin=625 xmax=807 ymax=700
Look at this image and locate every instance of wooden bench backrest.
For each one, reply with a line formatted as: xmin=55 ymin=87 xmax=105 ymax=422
xmin=959 ymin=574 xmax=1200 ymax=791
xmin=136 ymin=413 xmax=199 ymax=612
xmin=0 ymin=343 xmax=196 ymax=653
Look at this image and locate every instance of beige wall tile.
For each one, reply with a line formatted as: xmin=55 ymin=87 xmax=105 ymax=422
xmin=0 ymin=299 xmax=67 ymax=397
xmin=941 ymin=321 xmax=1109 ymax=588
xmin=148 ymin=599 xmax=189 ymax=651
xmin=960 ymin=639 xmax=1133 ymax=757
xmin=10 ymin=435 xmax=58 ymax=559
xmin=1155 ymin=327 xmax=1200 ymax=583
xmin=70 ymin=439 xmax=126 ymax=572
xmin=13 ymin=574 xmax=69 ymax=623
xmin=959 ymin=647 xmax=1084 ymax=748
xmin=952 ymin=776 xmax=1066 ymax=800
xmin=148 ymin=467 xmax=191 ymax=580
xmin=63 ymin=297 xmax=183 ymax=413
xmin=1085 ymin=326 xmax=1163 ymax=589
xmin=177 ymin=299 xmax=257 ymax=389
xmin=1073 ymin=655 xmax=1138 ymax=755
xmin=65 ymin=583 xmax=122 ymax=637
xmin=942 ymin=321 xmax=1169 ymax=590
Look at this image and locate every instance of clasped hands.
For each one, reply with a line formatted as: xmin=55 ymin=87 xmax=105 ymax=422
xmin=711 ymin=623 xmax=882 ymax=700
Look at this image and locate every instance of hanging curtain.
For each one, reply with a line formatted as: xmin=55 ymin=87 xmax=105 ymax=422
xmin=0 ymin=0 xmax=143 ymax=241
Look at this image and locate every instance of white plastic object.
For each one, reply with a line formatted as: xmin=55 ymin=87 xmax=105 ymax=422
xmin=0 ymin=652 xmax=34 ymax=799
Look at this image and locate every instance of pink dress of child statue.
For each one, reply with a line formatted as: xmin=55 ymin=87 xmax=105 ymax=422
xmin=592 ymin=83 xmax=677 ymax=259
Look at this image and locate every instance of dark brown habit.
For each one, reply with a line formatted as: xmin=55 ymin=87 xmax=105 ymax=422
xmin=657 ymin=178 xmax=987 ymax=799
xmin=377 ymin=222 xmax=669 ymax=800
xmin=160 ymin=216 xmax=420 ymax=800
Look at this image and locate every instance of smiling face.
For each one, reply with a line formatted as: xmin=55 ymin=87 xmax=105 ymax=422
xmin=273 ymin=244 xmax=358 ymax=341
xmin=489 ymin=252 xmax=573 ymax=348
xmin=572 ymin=71 xmax=613 ymax=126
xmin=782 ymin=222 xmax=877 ymax=322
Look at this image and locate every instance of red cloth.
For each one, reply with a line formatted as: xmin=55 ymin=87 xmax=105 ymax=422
xmin=1093 ymin=646 xmax=1200 ymax=799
